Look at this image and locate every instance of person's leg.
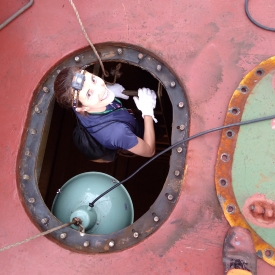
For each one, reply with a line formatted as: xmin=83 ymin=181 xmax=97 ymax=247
xmin=223 ymin=227 xmax=257 ymax=275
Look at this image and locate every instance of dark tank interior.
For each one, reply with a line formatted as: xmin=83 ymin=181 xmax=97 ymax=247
xmin=38 ymin=61 xmax=173 ymax=221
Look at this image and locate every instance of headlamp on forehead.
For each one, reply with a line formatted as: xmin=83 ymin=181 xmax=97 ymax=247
xmin=72 ymin=70 xmax=85 ymax=108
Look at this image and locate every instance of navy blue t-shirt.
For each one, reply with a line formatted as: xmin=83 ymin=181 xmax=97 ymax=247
xmin=75 ymin=100 xmax=143 ymax=150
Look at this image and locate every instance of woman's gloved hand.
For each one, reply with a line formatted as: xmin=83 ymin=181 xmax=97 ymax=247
xmin=106 ymin=83 xmax=129 ymax=100
xmin=133 ymin=88 xmax=158 ymax=123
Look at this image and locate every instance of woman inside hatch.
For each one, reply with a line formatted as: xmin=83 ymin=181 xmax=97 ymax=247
xmin=54 ymin=67 xmax=157 ymax=162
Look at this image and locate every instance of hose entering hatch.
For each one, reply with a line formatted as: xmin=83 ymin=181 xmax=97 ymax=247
xmin=89 ymin=114 xmax=275 ymax=207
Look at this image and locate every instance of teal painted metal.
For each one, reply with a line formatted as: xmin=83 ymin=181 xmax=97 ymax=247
xmin=232 ymin=71 xmax=275 ymax=246
xmin=52 ymin=172 xmax=134 ymax=235
xmin=70 ymin=206 xmax=97 ymax=231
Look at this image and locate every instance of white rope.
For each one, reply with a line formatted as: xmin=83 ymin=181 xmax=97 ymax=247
xmin=0 ymin=222 xmax=74 ymax=252
xmin=68 ymin=0 xmax=108 ymax=77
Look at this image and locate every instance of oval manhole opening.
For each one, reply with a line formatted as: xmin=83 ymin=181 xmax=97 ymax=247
xmin=19 ymin=44 xmax=189 ymax=252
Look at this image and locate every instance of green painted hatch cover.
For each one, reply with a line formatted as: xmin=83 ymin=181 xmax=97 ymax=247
xmin=215 ymin=56 xmax=275 ymax=266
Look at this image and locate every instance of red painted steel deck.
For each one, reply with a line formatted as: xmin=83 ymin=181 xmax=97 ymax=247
xmin=1 ymin=0 xmax=275 ymax=274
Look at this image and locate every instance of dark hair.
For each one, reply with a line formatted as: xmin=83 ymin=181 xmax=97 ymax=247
xmin=54 ymin=66 xmax=83 ymax=109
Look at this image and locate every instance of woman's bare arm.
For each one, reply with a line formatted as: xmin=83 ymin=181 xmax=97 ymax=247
xmin=128 ymin=116 xmax=155 ymax=157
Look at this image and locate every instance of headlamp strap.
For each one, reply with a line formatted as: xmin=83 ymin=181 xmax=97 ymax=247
xmin=72 ymin=70 xmax=85 ymax=108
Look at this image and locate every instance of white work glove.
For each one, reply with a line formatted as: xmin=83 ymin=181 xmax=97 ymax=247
xmin=133 ymin=88 xmax=158 ymax=123
xmin=106 ymin=83 xmax=129 ymax=100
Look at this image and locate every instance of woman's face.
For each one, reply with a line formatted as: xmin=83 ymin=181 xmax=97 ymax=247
xmin=76 ymin=71 xmax=114 ymax=112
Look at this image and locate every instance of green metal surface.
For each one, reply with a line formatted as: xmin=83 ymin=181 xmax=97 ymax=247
xmin=70 ymin=206 xmax=97 ymax=231
xmin=232 ymin=71 xmax=275 ymax=246
xmin=52 ymin=172 xmax=134 ymax=235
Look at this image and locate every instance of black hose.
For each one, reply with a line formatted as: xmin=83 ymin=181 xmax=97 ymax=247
xmin=89 ymin=114 xmax=275 ymax=207
xmin=245 ymin=0 xmax=275 ymax=31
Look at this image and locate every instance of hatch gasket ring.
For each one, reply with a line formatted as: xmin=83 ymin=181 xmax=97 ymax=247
xmin=19 ymin=43 xmax=189 ymax=253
